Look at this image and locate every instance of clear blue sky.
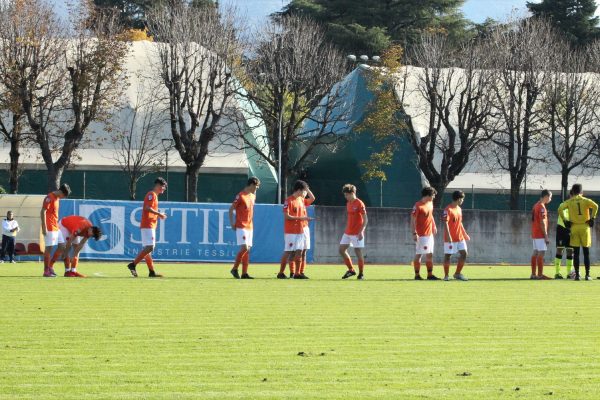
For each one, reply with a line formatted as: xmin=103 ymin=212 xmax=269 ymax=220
xmin=53 ymin=1 xmax=599 ymax=25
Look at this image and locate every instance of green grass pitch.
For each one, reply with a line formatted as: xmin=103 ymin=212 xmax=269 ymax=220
xmin=1 ymin=262 xmax=599 ymax=399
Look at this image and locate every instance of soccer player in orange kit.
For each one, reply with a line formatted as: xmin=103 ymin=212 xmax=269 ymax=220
xmin=411 ymin=187 xmax=440 ymax=280
xmin=278 ymin=180 xmax=313 ymax=279
xmin=229 ymin=177 xmax=260 ymax=279
xmin=442 ymin=191 xmax=470 ymax=281
xmin=339 ymin=184 xmax=368 ymax=280
xmin=40 ymin=183 xmax=71 ymax=277
xmin=127 ymin=178 xmax=167 ymax=278
xmin=49 ymin=215 xmax=102 ymax=277
xmin=531 ymin=189 xmax=553 ymax=280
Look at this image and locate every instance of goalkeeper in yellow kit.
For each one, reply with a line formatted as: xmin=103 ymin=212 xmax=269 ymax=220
xmin=557 ymin=184 xmax=599 ymax=281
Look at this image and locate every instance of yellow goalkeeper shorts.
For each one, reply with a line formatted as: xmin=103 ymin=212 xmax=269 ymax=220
xmin=570 ymin=223 xmax=592 ymax=248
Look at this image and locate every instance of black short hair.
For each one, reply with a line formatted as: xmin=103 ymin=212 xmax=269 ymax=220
xmin=342 ymin=184 xmax=356 ymax=194
xmin=571 ymin=184 xmax=582 ymax=195
xmin=421 ymin=187 xmax=437 ymax=198
xmin=59 ymin=183 xmax=71 ymax=197
xmin=91 ymin=226 xmax=103 ymax=241
xmin=247 ymin=177 xmax=260 ymax=186
xmin=293 ymin=180 xmax=309 ymax=192
xmin=452 ymin=190 xmax=465 ymax=201
xmin=154 ymin=177 xmax=167 ymax=187
xmin=541 ymin=189 xmax=552 ymax=198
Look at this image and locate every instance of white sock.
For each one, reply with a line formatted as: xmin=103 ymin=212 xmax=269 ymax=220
xmin=65 ymin=267 xmax=72 ymax=272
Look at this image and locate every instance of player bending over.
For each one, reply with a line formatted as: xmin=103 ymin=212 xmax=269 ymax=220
xmin=531 ymin=190 xmax=552 ymax=280
xmin=339 ymin=184 xmax=368 ymax=280
xmin=47 ymin=216 xmax=102 ymax=277
xmin=40 ymin=183 xmax=71 ymax=277
xmin=442 ymin=190 xmax=470 ymax=281
xmin=229 ymin=177 xmax=260 ymax=279
xmin=411 ymin=187 xmax=440 ymax=280
xmin=554 ymin=190 xmax=574 ymax=279
xmin=558 ymin=184 xmax=598 ymax=281
xmin=127 ymin=178 xmax=167 ymax=278
xmin=278 ymin=180 xmax=313 ymax=279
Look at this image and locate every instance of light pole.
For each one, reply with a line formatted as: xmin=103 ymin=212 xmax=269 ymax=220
xmin=161 ymin=138 xmax=174 ymax=201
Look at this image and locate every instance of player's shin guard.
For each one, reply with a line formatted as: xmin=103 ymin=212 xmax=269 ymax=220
xmin=144 ymin=255 xmax=155 ymax=271
xmin=289 ymin=260 xmax=296 ymax=276
xmin=242 ymin=252 xmax=250 ymax=275
xmin=530 ymin=256 xmax=536 ymax=276
xmin=357 ymin=258 xmax=364 ymax=274
xmin=554 ymin=255 xmax=562 ymax=275
xmin=64 ymin=256 xmax=71 ymax=272
xmin=133 ymin=252 xmax=146 ymax=266
xmin=294 ymin=255 xmax=302 ymax=276
xmin=566 ymin=256 xmax=573 ymax=275
xmin=583 ymin=247 xmax=591 ymax=276
xmin=300 ymin=257 xmax=306 ymax=274
xmin=343 ymin=255 xmax=354 ymax=271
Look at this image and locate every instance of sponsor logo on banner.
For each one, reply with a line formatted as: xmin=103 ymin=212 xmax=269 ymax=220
xmin=79 ymin=205 xmax=125 ymax=255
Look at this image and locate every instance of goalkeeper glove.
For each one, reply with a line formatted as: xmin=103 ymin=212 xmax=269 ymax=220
xmin=565 ymin=221 xmax=572 ymax=229
xmin=588 ymin=219 xmax=595 ymax=228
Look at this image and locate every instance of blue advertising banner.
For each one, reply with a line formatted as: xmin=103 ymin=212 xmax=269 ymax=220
xmin=59 ymin=199 xmax=314 ymax=263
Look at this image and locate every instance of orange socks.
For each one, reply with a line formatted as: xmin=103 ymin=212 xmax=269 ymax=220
xmin=530 ymin=256 xmax=537 ymax=275
xmin=289 ymin=260 xmax=296 ymax=276
xmin=49 ymin=249 xmax=63 ymax=268
xmin=443 ymin=261 xmax=450 ymax=276
xmin=133 ymin=252 xmax=146 ymax=266
xmin=144 ymin=255 xmax=155 ymax=271
xmin=426 ymin=260 xmax=434 ymax=276
xmin=293 ymin=255 xmax=302 ymax=276
xmin=232 ymin=249 xmax=247 ymax=270
xmin=343 ymin=255 xmax=354 ymax=271
xmin=536 ymin=255 xmax=544 ymax=276
xmin=357 ymin=259 xmax=364 ymax=274
xmin=71 ymin=257 xmax=79 ymax=271
xmin=300 ymin=258 xmax=306 ymax=274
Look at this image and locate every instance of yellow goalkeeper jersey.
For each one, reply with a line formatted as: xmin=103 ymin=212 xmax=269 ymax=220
xmin=558 ymin=195 xmax=599 ymax=225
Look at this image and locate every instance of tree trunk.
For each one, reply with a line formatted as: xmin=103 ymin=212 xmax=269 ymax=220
xmin=561 ymin=168 xmax=569 ymax=202
xmin=509 ymin=184 xmax=520 ymax=211
xmin=185 ymin=165 xmax=200 ymax=202
xmin=8 ymin=136 xmax=20 ymax=194
xmin=129 ymin=178 xmax=137 ymax=200
xmin=46 ymin=166 xmax=63 ymax=192
xmin=431 ymin=181 xmax=447 ymax=208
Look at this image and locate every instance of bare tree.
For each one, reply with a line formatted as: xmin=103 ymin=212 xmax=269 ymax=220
xmin=111 ymin=77 xmax=165 ymax=200
xmin=396 ymin=33 xmax=494 ymax=206
xmin=483 ymin=18 xmax=559 ymax=209
xmin=3 ymin=0 xmax=129 ymax=191
xmin=540 ymin=47 xmax=600 ymax=200
xmin=235 ymin=15 xmax=348 ymax=202
xmin=0 ymin=1 xmax=41 ymax=193
xmin=148 ymin=3 xmax=244 ymax=202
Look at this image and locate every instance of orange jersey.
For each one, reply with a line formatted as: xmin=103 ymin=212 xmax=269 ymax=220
xmin=301 ymin=198 xmax=314 ymax=228
xmin=60 ymin=216 xmax=93 ymax=238
xmin=283 ymin=195 xmax=305 ymax=234
xmin=531 ymin=202 xmax=548 ymax=239
xmin=141 ymin=191 xmax=159 ymax=229
xmin=412 ymin=200 xmax=435 ymax=236
xmin=42 ymin=192 xmax=60 ymax=231
xmin=233 ymin=191 xmax=255 ymax=229
xmin=345 ymin=198 xmax=367 ymax=235
xmin=443 ymin=205 xmax=466 ymax=243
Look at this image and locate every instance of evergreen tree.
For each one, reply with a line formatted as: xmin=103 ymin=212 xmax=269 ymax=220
xmin=93 ymin=0 xmax=216 ymax=29
xmin=281 ymin=0 xmax=468 ymax=55
xmin=527 ymin=0 xmax=600 ymax=46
